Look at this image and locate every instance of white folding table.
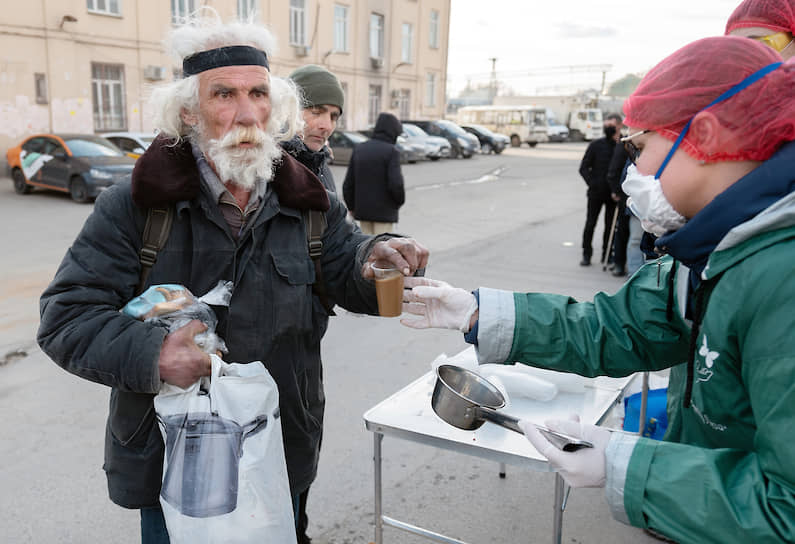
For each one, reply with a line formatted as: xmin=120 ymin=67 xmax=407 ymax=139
xmin=363 ymin=347 xmax=633 ymax=544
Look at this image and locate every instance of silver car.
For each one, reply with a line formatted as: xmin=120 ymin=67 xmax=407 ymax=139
xmin=402 ymin=123 xmax=451 ymax=161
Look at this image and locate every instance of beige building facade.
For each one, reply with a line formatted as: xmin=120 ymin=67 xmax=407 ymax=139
xmin=0 ymin=0 xmax=450 ymax=170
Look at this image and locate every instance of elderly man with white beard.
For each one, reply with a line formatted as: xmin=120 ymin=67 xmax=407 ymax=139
xmin=37 ymin=15 xmax=429 ymax=544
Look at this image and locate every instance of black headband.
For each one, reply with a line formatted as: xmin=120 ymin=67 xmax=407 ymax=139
xmin=182 ymin=45 xmax=269 ymax=76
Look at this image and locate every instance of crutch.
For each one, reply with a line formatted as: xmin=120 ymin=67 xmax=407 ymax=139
xmin=602 ymin=206 xmax=620 ymax=270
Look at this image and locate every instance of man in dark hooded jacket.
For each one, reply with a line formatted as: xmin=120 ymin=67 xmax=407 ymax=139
xmin=342 ymin=112 xmax=405 ymax=234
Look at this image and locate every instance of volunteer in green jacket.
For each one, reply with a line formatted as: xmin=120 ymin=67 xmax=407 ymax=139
xmin=401 ymin=36 xmax=795 ymax=543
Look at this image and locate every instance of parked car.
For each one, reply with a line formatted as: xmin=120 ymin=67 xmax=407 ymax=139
xmin=327 ymin=130 xmax=368 ymax=165
xmin=402 ymin=123 xmax=451 ymax=161
xmin=462 ymin=124 xmax=508 ymax=154
xmin=103 ymin=132 xmax=156 ymax=158
xmin=402 ymin=119 xmax=479 ymax=158
xmin=6 ymin=133 xmax=136 ymax=202
xmin=396 ymin=135 xmax=425 ymax=164
xmin=357 ymin=129 xmax=424 ymax=164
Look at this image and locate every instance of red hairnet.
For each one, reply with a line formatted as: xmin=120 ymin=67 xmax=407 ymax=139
xmin=623 ymin=36 xmax=795 ymax=162
xmin=725 ymin=0 xmax=795 ymax=35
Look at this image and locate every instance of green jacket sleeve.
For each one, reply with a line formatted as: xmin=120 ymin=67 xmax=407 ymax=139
xmin=476 ymin=258 xmax=692 ymax=377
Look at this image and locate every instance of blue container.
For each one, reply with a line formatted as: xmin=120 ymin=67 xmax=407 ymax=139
xmin=623 ymin=388 xmax=668 ymax=440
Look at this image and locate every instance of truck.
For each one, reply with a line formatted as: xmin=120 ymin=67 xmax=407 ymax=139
xmin=494 ymin=95 xmax=604 ymax=141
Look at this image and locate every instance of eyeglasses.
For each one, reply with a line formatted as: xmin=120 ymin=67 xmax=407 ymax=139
xmin=620 ymin=130 xmax=650 ymax=165
xmin=755 ymin=31 xmax=794 ymax=53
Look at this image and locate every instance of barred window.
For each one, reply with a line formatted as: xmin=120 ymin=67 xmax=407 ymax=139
xmin=87 ymin=0 xmax=121 ymax=15
xmin=171 ymin=0 xmax=195 ymax=24
xmin=290 ymin=0 xmax=306 ymax=46
xmin=91 ymin=63 xmax=127 ymax=131
xmin=238 ymin=0 xmax=257 ymax=20
xmin=334 ymin=5 xmax=349 ymax=52
xmin=368 ymin=85 xmax=382 ymax=126
xmin=370 ymin=13 xmax=384 ymax=58
xmin=401 ymin=23 xmax=413 ymax=63
xmin=425 ymin=73 xmax=436 ymax=107
xmin=429 ymin=10 xmax=439 ymax=49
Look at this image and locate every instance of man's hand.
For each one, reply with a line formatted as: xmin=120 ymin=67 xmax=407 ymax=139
xmin=362 ymin=237 xmax=429 ymax=278
xmin=520 ymin=415 xmax=612 ymax=488
xmin=401 ymin=277 xmax=478 ymax=332
xmin=158 ymin=320 xmax=212 ymax=388
xmin=611 ymin=192 xmax=621 ymax=202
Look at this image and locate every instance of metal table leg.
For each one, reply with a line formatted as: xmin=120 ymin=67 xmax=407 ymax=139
xmin=374 ymin=432 xmax=384 ymax=544
xmin=552 ymin=473 xmax=565 ymax=544
xmin=638 ymin=371 xmax=649 ymax=437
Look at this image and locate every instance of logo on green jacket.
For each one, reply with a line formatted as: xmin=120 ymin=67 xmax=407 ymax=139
xmin=696 ymin=335 xmax=719 ymax=382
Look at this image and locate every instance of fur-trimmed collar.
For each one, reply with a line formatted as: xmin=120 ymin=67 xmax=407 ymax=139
xmin=131 ymin=134 xmax=330 ymax=212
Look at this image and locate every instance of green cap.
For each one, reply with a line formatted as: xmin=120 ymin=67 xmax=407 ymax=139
xmin=289 ymin=64 xmax=344 ymax=115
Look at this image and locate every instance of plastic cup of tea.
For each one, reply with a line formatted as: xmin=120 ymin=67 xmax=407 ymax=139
xmin=371 ymin=262 xmax=404 ymax=317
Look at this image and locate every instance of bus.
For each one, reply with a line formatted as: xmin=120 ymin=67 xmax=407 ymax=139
xmin=457 ymin=105 xmax=549 ymax=148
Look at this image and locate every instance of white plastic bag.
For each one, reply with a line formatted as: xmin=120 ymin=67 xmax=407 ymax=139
xmin=154 ymin=355 xmax=297 ymax=544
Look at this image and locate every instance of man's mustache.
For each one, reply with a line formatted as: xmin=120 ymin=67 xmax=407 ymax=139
xmin=218 ymin=126 xmax=268 ymax=148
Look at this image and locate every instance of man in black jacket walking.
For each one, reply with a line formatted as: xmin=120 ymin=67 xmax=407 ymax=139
xmin=578 ymin=113 xmax=623 ymax=266
xmin=343 ymin=112 xmax=405 ymax=234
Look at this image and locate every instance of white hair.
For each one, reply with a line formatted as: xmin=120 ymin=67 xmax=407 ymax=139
xmin=148 ymin=10 xmax=302 ymax=143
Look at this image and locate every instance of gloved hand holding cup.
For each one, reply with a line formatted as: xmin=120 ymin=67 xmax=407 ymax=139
xmin=401 ymin=277 xmax=479 ymax=332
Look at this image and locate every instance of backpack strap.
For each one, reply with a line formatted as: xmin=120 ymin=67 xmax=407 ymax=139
xmin=137 ymin=207 xmax=174 ymax=295
xmin=304 ymin=209 xmax=335 ymax=315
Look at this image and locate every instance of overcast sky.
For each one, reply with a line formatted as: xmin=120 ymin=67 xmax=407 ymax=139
xmin=447 ymin=0 xmax=741 ymax=95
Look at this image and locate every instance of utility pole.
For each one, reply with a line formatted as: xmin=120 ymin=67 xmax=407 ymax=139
xmin=488 ymin=57 xmax=497 ymax=103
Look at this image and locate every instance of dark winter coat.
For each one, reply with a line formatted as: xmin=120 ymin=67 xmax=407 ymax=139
xmin=37 ymin=135 xmax=381 ymax=508
xmin=342 ymin=113 xmax=405 ymax=223
xmin=281 ymin=136 xmax=337 ymax=193
xmin=607 ymin=143 xmax=630 ymax=200
xmin=579 ymin=136 xmax=617 ymax=199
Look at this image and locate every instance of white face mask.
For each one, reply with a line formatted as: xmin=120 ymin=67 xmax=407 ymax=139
xmin=622 ymin=164 xmax=687 ymax=237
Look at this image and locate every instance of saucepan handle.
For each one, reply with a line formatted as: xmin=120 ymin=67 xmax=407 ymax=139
xmin=476 ymin=406 xmax=594 ymax=452
xmin=476 ymin=405 xmax=524 ymax=434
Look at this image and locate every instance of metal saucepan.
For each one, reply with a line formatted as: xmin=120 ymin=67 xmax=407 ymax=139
xmin=431 ymin=364 xmax=593 ymax=452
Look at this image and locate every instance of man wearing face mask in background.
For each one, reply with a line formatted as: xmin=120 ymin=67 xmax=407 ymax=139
xmin=577 ymin=113 xmax=623 ymax=266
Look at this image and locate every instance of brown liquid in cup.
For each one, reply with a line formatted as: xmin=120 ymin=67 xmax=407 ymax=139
xmin=374 ymin=270 xmax=404 ymax=317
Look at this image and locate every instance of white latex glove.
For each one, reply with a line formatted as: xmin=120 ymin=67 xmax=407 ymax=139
xmin=401 ymin=277 xmax=478 ymax=333
xmin=520 ymin=416 xmax=612 ymax=488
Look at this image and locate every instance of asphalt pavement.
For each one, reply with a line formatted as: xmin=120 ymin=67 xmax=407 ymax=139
xmin=0 ymin=143 xmax=659 ymax=543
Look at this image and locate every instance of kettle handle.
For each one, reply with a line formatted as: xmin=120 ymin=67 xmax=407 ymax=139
xmin=241 ymin=415 xmax=269 ymax=440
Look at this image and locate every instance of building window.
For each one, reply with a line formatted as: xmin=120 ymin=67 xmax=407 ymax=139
xmin=368 ymin=85 xmax=382 ymax=126
xmin=333 ymin=5 xmax=349 ymax=52
xmin=370 ymin=13 xmax=384 ymax=58
xmin=429 ymin=10 xmax=439 ymax=49
xmin=91 ymin=63 xmax=127 ymax=131
xmin=401 ymin=23 xmax=413 ymax=63
xmin=425 ymin=73 xmax=436 ymax=107
xmin=398 ymin=89 xmax=411 ymax=119
xmin=87 ymin=0 xmax=121 ymax=15
xmin=290 ymin=0 xmax=306 ymax=46
xmin=35 ymin=73 xmax=48 ymax=104
xmin=338 ymin=82 xmax=348 ymax=129
xmin=171 ymin=0 xmax=195 ymax=24
xmin=238 ymin=0 xmax=257 ymax=20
